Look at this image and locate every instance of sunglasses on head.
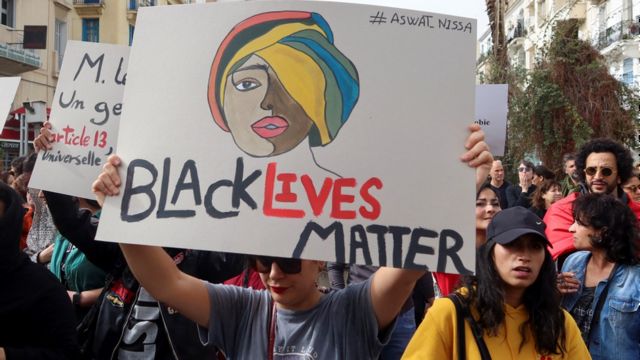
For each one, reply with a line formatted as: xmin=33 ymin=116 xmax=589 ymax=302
xmin=518 ymin=167 xmax=531 ymax=172
xmin=584 ymin=166 xmax=615 ymax=177
xmin=249 ymin=256 xmax=302 ymax=274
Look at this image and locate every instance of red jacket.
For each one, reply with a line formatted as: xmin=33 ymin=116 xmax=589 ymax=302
xmin=544 ymin=192 xmax=640 ymax=259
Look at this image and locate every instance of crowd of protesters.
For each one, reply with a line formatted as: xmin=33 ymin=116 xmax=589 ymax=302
xmin=1 ymin=122 xmax=639 ymax=359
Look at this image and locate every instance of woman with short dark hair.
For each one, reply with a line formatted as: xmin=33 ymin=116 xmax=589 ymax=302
xmin=532 ymin=165 xmax=555 ymax=186
xmin=530 ymin=179 xmax=563 ymax=219
xmin=506 ymin=160 xmax=537 ymax=208
xmin=558 ymin=193 xmax=640 ymax=360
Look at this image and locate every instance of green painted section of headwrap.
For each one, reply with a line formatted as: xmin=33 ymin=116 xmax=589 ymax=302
xmin=290 ymin=29 xmax=358 ymax=83
xmin=282 ymin=40 xmax=343 ymax=146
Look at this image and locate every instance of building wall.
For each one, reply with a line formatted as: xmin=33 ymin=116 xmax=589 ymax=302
xmin=476 ymin=0 xmax=640 ymax=158
xmin=69 ymin=0 xmax=192 ymax=46
xmin=478 ymin=0 xmax=640 ymax=85
xmin=12 ymin=0 xmax=72 ymax=110
xmin=0 ymin=0 xmax=73 ymax=165
xmin=70 ymin=1 xmax=128 ymax=45
xmin=1 ymin=0 xmax=205 ymax=166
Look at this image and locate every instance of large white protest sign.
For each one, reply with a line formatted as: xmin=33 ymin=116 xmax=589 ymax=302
xmin=475 ymin=84 xmax=508 ymax=157
xmin=30 ymin=41 xmax=129 ymax=198
xmin=97 ymin=1 xmax=477 ymax=273
xmin=0 ymin=77 xmax=20 ymax=128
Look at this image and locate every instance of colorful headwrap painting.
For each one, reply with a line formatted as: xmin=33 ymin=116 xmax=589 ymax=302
xmin=208 ymin=11 xmax=359 ymax=157
xmin=95 ymin=1 xmax=479 ymax=273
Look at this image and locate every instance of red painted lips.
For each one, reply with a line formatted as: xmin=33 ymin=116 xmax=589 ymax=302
xmin=252 ymin=116 xmax=289 ymax=139
xmin=270 ymin=286 xmax=288 ymax=294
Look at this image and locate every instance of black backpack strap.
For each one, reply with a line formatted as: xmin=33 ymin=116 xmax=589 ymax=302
xmin=449 ymin=294 xmax=466 ymax=360
xmin=467 ymin=313 xmax=492 ymax=360
xmin=449 ymin=293 xmax=492 ymax=360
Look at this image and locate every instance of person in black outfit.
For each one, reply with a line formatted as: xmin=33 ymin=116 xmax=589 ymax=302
xmin=411 ymin=272 xmax=435 ymax=326
xmin=43 ymin=190 xmax=246 ymax=360
xmin=489 ymin=160 xmax=511 ymax=210
xmin=0 ymin=182 xmax=80 ymax=360
xmin=35 ymin=122 xmax=246 ymax=359
xmin=506 ymin=160 xmax=537 ymax=208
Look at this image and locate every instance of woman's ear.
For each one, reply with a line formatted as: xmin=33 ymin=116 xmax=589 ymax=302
xmin=589 ymin=227 xmax=606 ymax=245
xmin=597 ymin=226 xmax=608 ymax=241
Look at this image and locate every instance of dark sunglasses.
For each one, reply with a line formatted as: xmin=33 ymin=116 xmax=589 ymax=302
xmin=518 ymin=167 xmax=531 ymax=172
xmin=584 ymin=166 xmax=614 ymax=177
xmin=249 ymin=256 xmax=302 ymax=274
xmin=624 ymin=185 xmax=640 ymax=193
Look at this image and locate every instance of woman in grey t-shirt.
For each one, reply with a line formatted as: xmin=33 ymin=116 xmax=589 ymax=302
xmin=90 ymin=125 xmax=492 ymax=359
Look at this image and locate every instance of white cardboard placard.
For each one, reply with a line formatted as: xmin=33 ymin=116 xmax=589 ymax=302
xmin=0 ymin=77 xmax=20 ymax=128
xmin=97 ymin=1 xmax=477 ymax=273
xmin=30 ymin=41 xmax=129 ymax=198
xmin=475 ymin=84 xmax=508 ymax=157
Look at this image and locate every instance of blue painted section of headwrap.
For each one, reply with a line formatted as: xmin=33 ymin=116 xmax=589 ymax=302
xmin=311 ymin=13 xmax=334 ymax=44
xmin=283 ymin=35 xmax=359 ymax=123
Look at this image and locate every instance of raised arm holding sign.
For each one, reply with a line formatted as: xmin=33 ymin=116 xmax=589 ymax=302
xmin=95 ymin=1 xmax=481 ymax=275
xmin=29 ymin=41 xmax=129 ymax=199
xmin=92 ymin=124 xmax=491 ymax=358
xmin=88 ymin=2 xmax=485 ymax=357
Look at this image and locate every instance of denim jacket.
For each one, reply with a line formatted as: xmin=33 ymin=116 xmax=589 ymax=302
xmin=561 ymin=251 xmax=640 ymax=360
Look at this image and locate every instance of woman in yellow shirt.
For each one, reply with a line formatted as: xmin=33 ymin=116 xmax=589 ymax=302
xmin=403 ymin=207 xmax=590 ymax=359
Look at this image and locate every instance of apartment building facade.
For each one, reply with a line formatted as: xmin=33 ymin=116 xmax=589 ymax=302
xmin=0 ymin=0 xmax=202 ymax=168
xmin=0 ymin=0 xmax=73 ymax=167
xmin=478 ymin=0 xmax=640 ymax=88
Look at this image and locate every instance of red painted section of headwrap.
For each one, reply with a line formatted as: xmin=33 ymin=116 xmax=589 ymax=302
xmin=208 ymin=11 xmax=312 ymax=131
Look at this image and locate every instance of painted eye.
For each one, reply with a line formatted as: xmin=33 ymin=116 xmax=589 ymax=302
xmin=234 ymin=78 xmax=261 ymax=91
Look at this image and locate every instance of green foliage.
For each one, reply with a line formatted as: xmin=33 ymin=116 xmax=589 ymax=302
xmin=505 ymin=19 xmax=640 ymax=172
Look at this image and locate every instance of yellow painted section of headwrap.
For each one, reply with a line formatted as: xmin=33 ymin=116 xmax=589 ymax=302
xmin=219 ymin=22 xmax=325 ymax=106
xmin=256 ymin=43 xmax=330 ymax=144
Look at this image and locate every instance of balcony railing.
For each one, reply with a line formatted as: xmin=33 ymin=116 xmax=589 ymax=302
xmin=128 ymin=0 xmax=155 ymax=11
xmin=73 ymin=0 xmax=104 ymax=4
xmin=595 ymin=20 xmax=640 ymax=50
xmin=73 ymin=0 xmax=105 ymax=16
xmin=0 ymin=29 xmax=41 ymax=74
xmin=507 ymin=21 xmax=527 ymax=44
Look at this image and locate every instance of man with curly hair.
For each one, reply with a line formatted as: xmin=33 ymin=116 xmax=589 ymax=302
xmin=544 ymin=138 xmax=640 ymax=266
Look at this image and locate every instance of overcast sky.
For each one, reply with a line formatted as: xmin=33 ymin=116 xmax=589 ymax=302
xmin=317 ymin=0 xmax=490 ymax=37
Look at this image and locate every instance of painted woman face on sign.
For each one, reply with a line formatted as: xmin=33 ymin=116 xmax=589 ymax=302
xmin=208 ymin=11 xmax=360 ymax=158
xmin=223 ymin=55 xmax=315 ymax=156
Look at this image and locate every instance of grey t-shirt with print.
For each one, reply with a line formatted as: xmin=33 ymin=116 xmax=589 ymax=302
xmin=199 ymin=279 xmax=390 ymax=359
